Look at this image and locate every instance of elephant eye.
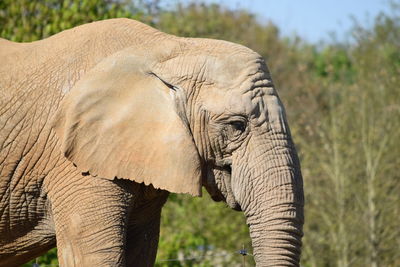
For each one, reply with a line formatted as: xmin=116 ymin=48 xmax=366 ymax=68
xmin=229 ymin=121 xmax=246 ymax=133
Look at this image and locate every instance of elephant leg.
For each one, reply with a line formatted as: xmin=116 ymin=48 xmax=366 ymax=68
xmin=125 ymin=190 xmax=169 ymax=267
xmin=48 ymin=176 xmax=134 ymax=267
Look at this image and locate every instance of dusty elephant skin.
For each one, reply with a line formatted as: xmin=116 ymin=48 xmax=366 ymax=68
xmin=0 ymin=19 xmax=304 ymax=266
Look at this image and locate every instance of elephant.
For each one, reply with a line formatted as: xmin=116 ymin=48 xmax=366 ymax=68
xmin=0 ymin=18 xmax=304 ymax=266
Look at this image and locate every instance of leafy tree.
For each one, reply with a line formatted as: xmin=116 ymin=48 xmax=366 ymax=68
xmin=0 ymin=0 xmax=148 ymax=42
xmin=297 ymin=5 xmax=400 ymax=266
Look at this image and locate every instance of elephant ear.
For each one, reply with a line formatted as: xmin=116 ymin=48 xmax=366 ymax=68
xmin=52 ymin=51 xmax=202 ymax=196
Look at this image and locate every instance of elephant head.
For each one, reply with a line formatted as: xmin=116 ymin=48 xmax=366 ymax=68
xmin=53 ymin=37 xmax=304 ymax=266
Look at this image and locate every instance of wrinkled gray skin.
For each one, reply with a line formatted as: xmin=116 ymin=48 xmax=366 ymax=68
xmin=0 ymin=19 xmax=303 ymax=266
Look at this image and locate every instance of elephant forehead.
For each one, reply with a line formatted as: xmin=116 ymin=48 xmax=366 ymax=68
xmin=200 ymin=63 xmax=275 ymax=117
xmin=200 ymin=53 xmax=274 ymax=106
xmin=199 ymin=83 xmax=275 ymax=123
xmin=200 ymin=89 xmax=250 ymax=114
xmin=208 ymin=53 xmax=267 ymax=87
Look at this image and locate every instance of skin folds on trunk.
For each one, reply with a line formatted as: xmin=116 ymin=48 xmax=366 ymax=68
xmin=247 ymin=170 xmax=303 ymax=266
xmin=235 ymin=133 xmax=304 ymax=266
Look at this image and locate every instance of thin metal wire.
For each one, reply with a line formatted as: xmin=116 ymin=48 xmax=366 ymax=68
xmin=157 ymin=250 xmax=253 ymax=262
xmin=157 ymin=252 xmax=230 ymax=262
xmin=33 ymin=250 xmax=253 ymax=266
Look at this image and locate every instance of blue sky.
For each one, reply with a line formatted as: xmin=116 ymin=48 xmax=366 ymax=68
xmin=163 ymin=0 xmax=392 ymax=43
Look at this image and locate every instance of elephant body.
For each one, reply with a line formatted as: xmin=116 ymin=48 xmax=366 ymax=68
xmin=0 ymin=19 xmax=304 ymax=266
xmin=1 ymin=20 xmax=171 ymax=266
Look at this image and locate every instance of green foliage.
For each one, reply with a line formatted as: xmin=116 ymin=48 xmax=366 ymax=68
xmin=0 ymin=0 xmax=146 ymax=42
xmin=2 ymin=1 xmax=400 ymax=266
xmin=156 ymin=192 xmax=252 ymax=266
xmin=21 ymin=248 xmax=58 ymax=267
xmin=313 ymin=47 xmax=354 ymax=81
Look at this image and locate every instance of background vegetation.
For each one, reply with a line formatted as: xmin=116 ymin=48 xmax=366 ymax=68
xmin=1 ymin=0 xmax=399 ymax=266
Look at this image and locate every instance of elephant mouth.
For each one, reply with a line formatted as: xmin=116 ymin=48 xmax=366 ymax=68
xmin=208 ymin=165 xmax=227 ymax=202
xmin=211 ymin=164 xmax=242 ymax=211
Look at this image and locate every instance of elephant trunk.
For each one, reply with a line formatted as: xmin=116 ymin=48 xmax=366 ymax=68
xmin=238 ymin=133 xmax=304 ymax=266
